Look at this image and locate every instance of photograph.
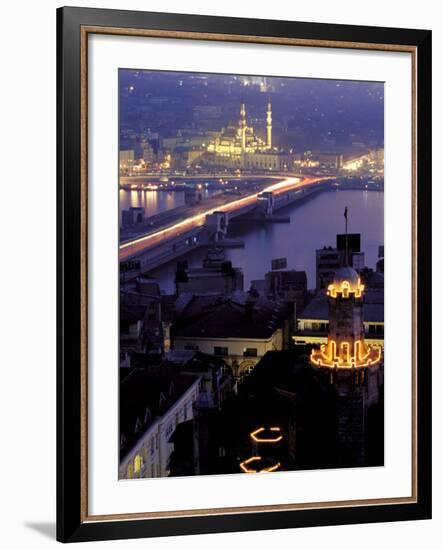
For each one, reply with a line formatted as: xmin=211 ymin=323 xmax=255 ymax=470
xmin=118 ymin=69 xmax=385 ymax=480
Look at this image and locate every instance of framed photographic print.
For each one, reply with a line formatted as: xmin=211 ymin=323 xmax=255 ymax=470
xmin=57 ymin=6 xmax=432 ymax=543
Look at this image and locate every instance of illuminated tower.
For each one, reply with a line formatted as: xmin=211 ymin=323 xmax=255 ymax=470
xmin=266 ymin=98 xmax=272 ymax=149
xmin=310 ymin=267 xmax=381 ymax=370
xmin=309 ymin=208 xmax=383 ymax=465
xmin=310 ymin=265 xmax=383 ymax=465
xmin=239 ymin=99 xmax=247 ymax=151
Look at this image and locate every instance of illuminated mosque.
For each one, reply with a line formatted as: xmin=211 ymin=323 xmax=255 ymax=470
xmin=205 ymin=98 xmax=294 ymax=171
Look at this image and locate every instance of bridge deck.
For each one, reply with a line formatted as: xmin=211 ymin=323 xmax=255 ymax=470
xmin=119 ymin=176 xmax=331 ymax=265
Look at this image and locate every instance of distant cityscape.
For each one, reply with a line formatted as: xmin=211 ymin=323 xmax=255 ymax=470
xmin=118 ymin=70 xmax=384 ymax=480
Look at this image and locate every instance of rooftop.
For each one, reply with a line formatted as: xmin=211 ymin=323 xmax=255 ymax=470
xmin=165 ymin=350 xmax=226 ymax=372
xmin=172 ymin=294 xmax=287 ymax=340
xmin=299 ymin=288 xmax=384 ymax=323
xmin=120 ymin=366 xmax=200 ymax=460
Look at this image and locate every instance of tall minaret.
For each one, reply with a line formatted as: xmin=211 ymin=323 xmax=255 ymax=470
xmin=266 ymin=97 xmax=272 ymax=149
xmin=240 ymin=98 xmax=247 ymax=151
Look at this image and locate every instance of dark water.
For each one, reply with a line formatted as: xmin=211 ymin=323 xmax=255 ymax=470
xmin=119 ymin=188 xmax=218 ymax=225
xmin=149 ymin=189 xmax=384 ymax=292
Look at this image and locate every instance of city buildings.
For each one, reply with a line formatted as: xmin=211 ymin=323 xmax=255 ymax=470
xmin=264 ymin=269 xmax=307 ymax=313
xmin=120 ymin=277 xmax=165 ymax=358
xmin=165 ymin=349 xmax=234 ymax=408
xmin=119 ymin=149 xmax=134 ymax=174
xmin=171 ymin=292 xmax=291 ymax=380
xmin=175 ymin=249 xmax=244 ymax=295
xmin=119 ymin=366 xmax=202 ymax=479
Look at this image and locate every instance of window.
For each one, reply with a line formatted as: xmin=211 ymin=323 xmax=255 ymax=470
xmin=134 ymin=454 xmax=143 ymax=474
xmin=243 ymin=348 xmax=258 ymax=357
xmin=214 ymin=346 xmax=228 ymax=356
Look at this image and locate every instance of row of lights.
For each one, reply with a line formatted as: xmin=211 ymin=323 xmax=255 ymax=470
xmin=239 ymin=427 xmax=283 ymax=473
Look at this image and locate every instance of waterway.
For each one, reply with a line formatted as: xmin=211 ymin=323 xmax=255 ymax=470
xmin=119 ymin=178 xmax=273 ymax=226
xmin=124 ymin=188 xmax=384 ymax=293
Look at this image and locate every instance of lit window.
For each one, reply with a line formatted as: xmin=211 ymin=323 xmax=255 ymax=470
xmin=134 ymin=454 xmax=143 ymax=474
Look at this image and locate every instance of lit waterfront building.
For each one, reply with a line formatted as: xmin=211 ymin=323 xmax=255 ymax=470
xmin=205 ymin=98 xmax=295 ymax=171
xmin=119 ymin=149 xmax=135 ymax=174
xmin=207 ymin=98 xmax=271 ymax=156
xmin=142 ymin=143 xmax=156 ymax=164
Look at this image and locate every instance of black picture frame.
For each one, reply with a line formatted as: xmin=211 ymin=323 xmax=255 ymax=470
xmin=57 ymin=6 xmax=432 ymax=543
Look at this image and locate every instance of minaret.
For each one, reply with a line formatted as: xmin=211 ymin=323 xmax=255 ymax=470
xmin=239 ymin=98 xmax=247 ymax=152
xmin=266 ymin=97 xmax=272 ymax=150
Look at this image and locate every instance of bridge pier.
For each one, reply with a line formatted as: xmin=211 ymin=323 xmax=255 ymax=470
xmin=205 ymin=211 xmax=229 ymax=242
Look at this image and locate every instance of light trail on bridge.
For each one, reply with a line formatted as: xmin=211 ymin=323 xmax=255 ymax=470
xmin=119 ymin=176 xmax=326 ymax=261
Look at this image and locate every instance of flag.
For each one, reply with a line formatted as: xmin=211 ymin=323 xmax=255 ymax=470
xmin=344 ymin=206 xmax=348 ymax=220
